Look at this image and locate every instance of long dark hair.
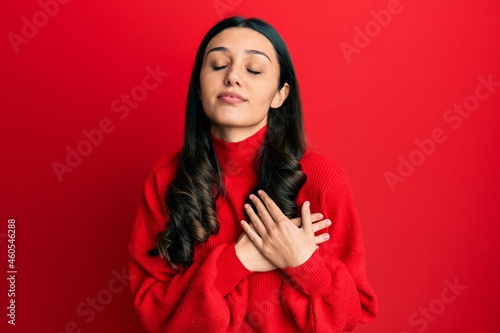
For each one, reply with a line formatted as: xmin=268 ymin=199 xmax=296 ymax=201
xmin=149 ymin=16 xmax=307 ymax=269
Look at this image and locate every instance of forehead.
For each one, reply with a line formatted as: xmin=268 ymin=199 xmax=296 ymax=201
xmin=205 ymin=27 xmax=277 ymax=59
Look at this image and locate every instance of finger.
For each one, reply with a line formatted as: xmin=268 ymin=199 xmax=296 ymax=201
xmin=312 ymin=219 xmax=332 ymax=233
xmin=237 ymin=221 xmax=258 ymax=242
xmin=315 ymin=232 xmax=330 ymax=245
xmin=244 ymin=203 xmax=268 ymax=237
xmin=256 ymin=190 xmax=288 ymax=224
xmin=240 ymin=220 xmax=263 ymax=249
xmin=301 ymin=201 xmax=313 ymax=233
xmin=250 ymin=193 xmax=277 ymax=229
xmin=290 ymin=213 xmax=323 ymax=228
xmin=311 ymin=213 xmax=324 ymax=223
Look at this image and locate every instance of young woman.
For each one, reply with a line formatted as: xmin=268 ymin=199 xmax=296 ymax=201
xmin=128 ymin=16 xmax=378 ymax=332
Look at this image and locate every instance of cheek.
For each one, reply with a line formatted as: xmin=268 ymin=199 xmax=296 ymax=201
xmin=200 ymin=72 xmax=220 ymax=96
xmin=252 ymin=81 xmax=278 ymax=105
xmin=200 ymin=66 xmax=214 ymax=87
xmin=199 ymin=71 xmax=209 ymax=93
xmin=199 ymin=78 xmax=215 ymax=105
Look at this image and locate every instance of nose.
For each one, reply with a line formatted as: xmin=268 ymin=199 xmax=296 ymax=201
xmin=224 ymin=65 xmax=242 ymax=86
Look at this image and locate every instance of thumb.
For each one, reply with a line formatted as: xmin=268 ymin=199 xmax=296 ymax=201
xmin=301 ymin=201 xmax=312 ymax=233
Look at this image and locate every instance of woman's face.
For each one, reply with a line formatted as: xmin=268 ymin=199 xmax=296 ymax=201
xmin=199 ymin=27 xmax=289 ymax=142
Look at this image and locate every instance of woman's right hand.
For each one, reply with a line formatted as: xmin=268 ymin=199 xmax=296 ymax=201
xmin=235 ymin=212 xmax=331 ymax=272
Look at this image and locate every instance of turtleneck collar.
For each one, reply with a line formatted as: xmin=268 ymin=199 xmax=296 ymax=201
xmin=211 ymin=125 xmax=267 ymax=177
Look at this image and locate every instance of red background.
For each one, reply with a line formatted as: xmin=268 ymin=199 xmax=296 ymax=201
xmin=1 ymin=0 xmax=500 ymax=332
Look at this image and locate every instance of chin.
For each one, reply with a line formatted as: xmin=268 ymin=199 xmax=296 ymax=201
xmin=206 ymin=112 xmax=250 ymax=126
xmin=213 ymin=120 xmax=251 ymax=128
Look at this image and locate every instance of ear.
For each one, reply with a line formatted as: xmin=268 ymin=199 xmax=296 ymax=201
xmin=270 ymin=83 xmax=290 ymax=109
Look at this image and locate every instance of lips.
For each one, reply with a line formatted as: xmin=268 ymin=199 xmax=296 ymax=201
xmin=218 ymin=92 xmax=246 ymax=103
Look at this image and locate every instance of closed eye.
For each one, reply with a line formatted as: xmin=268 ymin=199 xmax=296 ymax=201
xmin=212 ymin=65 xmax=228 ymax=71
xmin=247 ymin=68 xmax=261 ymax=75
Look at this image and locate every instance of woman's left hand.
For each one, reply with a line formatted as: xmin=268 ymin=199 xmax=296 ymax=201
xmin=241 ymin=190 xmax=322 ymax=269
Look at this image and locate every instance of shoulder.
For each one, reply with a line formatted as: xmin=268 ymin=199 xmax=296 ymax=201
xmin=301 ymin=150 xmax=351 ymax=192
xmin=300 ymin=151 xmax=361 ymax=243
xmin=299 ymin=150 xmax=356 ymax=211
xmin=148 ymin=152 xmax=180 ymax=177
xmin=143 ymin=152 xmax=180 ymax=197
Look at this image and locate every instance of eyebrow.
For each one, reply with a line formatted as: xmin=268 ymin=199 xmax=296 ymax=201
xmin=206 ymin=46 xmax=271 ymax=62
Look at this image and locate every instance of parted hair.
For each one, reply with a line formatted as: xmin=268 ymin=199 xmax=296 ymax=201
xmin=148 ymin=16 xmax=307 ymax=270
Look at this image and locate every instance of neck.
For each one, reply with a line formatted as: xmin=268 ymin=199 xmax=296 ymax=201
xmin=210 ymin=124 xmax=268 ymax=177
xmin=211 ymin=121 xmax=268 ymax=143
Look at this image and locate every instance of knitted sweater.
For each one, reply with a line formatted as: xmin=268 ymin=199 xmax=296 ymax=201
xmin=128 ymin=125 xmax=378 ymax=332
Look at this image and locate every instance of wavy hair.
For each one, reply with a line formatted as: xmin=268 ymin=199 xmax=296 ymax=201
xmin=149 ymin=16 xmax=307 ymax=269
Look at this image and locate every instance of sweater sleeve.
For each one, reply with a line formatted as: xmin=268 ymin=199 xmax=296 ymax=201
xmin=128 ymin=160 xmax=252 ymax=333
xmin=280 ymin=157 xmax=378 ymax=332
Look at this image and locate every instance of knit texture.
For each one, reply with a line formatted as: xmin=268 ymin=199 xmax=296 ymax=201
xmin=128 ymin=126 xmax=378 ymax=332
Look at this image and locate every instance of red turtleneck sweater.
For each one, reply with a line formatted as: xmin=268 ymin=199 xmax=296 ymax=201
xmin=128 ymin=126 xmax=378 ymax=332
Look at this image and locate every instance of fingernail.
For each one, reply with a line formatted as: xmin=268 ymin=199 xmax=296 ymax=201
xmin=305 ymin=201 xmax=310 ymax=208
xmin=324 ymin=234 xmax=330 ymax=240
xmin=241 ymin=220 xmax=246 ymax=225
xmin=244 ymin=204 xmax=250 ymax=209
xmin=257 ymin=189 xmax=263 ymax=195
xmin=249 ymin=194 xmax=254 ymax=200
xmin=326 ymin=219 xmax=331 ymax=226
